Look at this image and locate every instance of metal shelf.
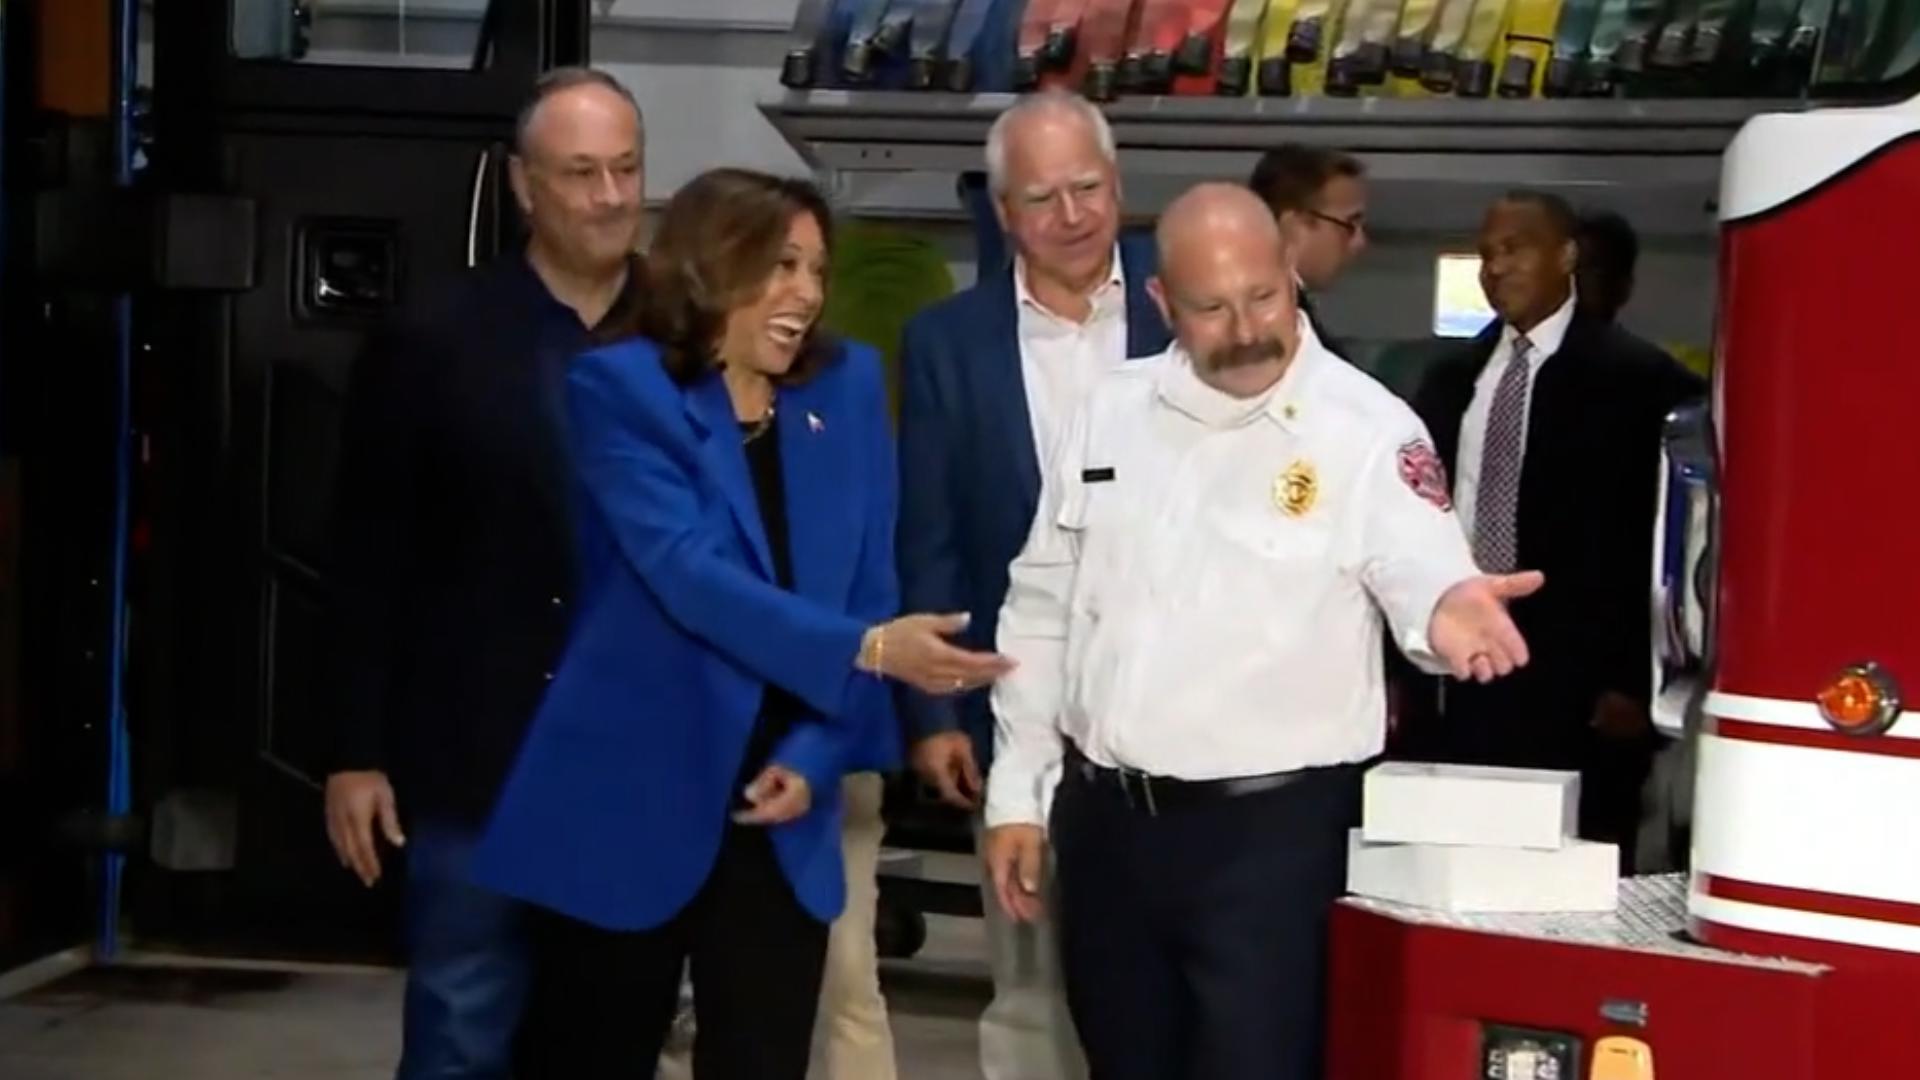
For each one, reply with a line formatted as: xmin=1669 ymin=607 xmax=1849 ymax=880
xmin=761 ymin=90 xmax=1803 ymax=171
xmin=761 ymin=90 xmax=1810 ymax=234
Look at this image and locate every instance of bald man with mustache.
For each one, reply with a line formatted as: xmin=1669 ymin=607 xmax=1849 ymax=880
xmin=982 ymin=183 xmax=1544 ymax=1080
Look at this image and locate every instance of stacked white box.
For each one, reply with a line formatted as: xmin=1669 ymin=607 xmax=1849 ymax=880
xmin=1346 ymin=762 xmax=1619 ymax=914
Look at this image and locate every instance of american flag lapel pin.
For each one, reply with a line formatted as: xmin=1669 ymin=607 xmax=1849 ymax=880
xmin=807 ymin=411 xmax=825 ymax=434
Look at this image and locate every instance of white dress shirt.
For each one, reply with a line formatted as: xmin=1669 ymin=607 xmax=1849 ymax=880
xmin=985 ymin=322 xmax=1480 ymax=828
xmin=1453 ymin=293 xmax=1574 ymax=537
xmin=1014 ymin=248 xmax=1129 ymax=466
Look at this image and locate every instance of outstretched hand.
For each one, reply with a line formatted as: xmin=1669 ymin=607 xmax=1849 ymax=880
xmin=864 ymin=613 xmax=1017 ymax=697
xmin=1429 ymin=571 xmax=1545 ymax=683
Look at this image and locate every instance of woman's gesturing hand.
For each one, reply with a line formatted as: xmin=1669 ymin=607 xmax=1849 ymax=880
xmin=734 ymin=765 xmax=811 ymax=826
xmin=859 ymin=613 xmax=1017 ymax=697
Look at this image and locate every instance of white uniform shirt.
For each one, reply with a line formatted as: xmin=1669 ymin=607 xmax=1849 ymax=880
xmin=1014 ymin=248 xmax=1129 ymax=465
xmin=1453 ymin=294 xmax=1574 ymax=535
xmin=985 ymin=322 xmax=1480 ymax=829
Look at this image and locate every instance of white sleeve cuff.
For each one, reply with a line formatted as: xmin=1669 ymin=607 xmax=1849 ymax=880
xmin=983 ymin=756 xmax=1057 ymax=830
xmin=1394 ymin=564 xmax=1475 ymax=674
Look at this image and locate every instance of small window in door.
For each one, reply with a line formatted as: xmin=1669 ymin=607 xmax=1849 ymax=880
xmin=1433 ymin=253 xmax=1496 ymax=339
xmin=231 ymin=0 xmax=495 ymax=70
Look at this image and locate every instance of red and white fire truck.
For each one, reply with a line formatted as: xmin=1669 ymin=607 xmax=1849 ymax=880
xmin=1325 ymin=91 xmax=1920 ymax=1080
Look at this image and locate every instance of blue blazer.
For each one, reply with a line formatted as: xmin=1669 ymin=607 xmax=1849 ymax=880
xmin=894 ymin=234 xmax=1171 ymax=769
xmin=471 ymin=337 xmax=902 ymax=931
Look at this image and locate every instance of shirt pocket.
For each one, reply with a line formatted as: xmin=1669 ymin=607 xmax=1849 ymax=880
xmin=1212 ymin=502 xmax=1336 ymax=567
xmin=1198 ymin=507 xmax=1344 ymax=648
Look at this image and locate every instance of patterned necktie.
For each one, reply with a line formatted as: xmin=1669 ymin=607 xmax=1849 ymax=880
xmin=1472 ymin=334 xmax=1532 ymax=573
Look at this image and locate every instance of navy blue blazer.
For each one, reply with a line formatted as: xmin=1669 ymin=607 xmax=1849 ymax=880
xmin=471 ymin=337 xmax=901 ymax=931
xmin=895 ymin=235 xmax=1171 ymax=768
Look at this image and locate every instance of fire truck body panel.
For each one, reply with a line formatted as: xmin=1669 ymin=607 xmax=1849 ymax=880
xmin=1694 ymin=92 xmax=1920 ymax=963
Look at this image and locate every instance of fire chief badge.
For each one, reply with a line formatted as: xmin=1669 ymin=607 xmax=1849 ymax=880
xmin=1397 ymin=439 xmax=1453 ymax=511
xmin=1274 ymin=459 xmax=1319 ymax=517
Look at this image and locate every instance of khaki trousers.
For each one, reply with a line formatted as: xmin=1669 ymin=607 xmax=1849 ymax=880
xmin=815 ymin=771 xmax=898 ymax=1079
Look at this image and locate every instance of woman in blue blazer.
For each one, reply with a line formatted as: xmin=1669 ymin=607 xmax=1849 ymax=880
xmin=471 ymin=168 xmax=1010 ymax=1078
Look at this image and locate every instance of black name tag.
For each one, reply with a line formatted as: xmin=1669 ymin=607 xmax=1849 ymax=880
xmin=1081 ymin=467 xmax=1116 ymax=483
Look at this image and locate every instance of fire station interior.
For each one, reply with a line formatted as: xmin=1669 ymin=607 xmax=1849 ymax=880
xmin=2 ymin=1 xmax=1918 ymax=1078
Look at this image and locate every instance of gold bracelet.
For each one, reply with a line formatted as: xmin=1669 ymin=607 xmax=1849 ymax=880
xmin=859 ymin=625 xmax=886 ymax=677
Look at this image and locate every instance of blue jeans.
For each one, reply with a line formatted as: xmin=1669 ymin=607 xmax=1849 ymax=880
xmin=396 ymin=821 xmax=532 ymax=1080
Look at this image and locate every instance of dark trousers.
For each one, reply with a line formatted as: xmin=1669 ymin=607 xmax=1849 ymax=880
xmin=396 ymin=821 xmax=534 ymax=1080
xmin=1051 ymin=762 xmax=1363 ymax=1080
xmin=517 ymin=824 xmax=829 ymax=1079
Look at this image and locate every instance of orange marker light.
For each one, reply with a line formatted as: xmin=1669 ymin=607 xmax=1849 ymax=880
xmin=1816 ymin=662 xmax=1903 ymax=736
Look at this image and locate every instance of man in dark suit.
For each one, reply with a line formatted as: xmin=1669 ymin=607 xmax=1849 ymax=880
xmin=896 ymin=89 xmax=1170 ymax=1080
xmin=1247 ymin=144 xmax=1370 ymax=356
xmin=323 ymin=68 xmax=644 ymax=1078
xmin=1405 ymin=191 xmax=1704 ymax=871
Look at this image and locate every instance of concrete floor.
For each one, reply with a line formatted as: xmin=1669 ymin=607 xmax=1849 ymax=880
xmin=0 ymin=916 xmax=993 ymax=1079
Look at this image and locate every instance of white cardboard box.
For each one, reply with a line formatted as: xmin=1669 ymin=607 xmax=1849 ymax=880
xmin=1362 ymin=762 xmax=1580 ymax=851
xmin=1345 ymin=830 xmax=1620 ymax=913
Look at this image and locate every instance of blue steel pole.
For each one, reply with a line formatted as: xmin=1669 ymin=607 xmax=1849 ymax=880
xmin=101 ymin=0 xmax=140 ymax=963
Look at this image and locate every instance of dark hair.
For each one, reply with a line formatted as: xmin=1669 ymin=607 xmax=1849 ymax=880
xmin=1496 ymin=188 xmax=1581 ymax=244
xmin=639 ymin=168 xmax=837 ymax=386
xmin=514 ymin=66 xmax=644 ymax=157
xmin=1247 ymin=144 xmax=1365 ymax=215
xmin=1575 ymin=209 xmax=1639 ymax=320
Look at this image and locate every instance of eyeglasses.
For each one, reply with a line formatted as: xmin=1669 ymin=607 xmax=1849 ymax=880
xmin=1305 ymin=209 xmax=1366 ymax=237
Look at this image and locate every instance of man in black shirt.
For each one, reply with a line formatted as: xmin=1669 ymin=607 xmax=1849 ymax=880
xmin=323 ymin=66 xmax=644 ymax=1078
xmin=1575 ymin=208 xmax=1639 ymax=324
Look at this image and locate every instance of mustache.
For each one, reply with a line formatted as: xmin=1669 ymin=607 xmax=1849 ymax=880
xmin=1200 ymin=336 xmax=1288 ymax=372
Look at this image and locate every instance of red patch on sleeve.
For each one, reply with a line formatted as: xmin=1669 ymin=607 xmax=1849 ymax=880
xmin=1397 ymin=439 xmax=1453 ymax=512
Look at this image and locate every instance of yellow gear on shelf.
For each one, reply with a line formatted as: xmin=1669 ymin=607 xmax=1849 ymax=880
xmin=1494 ymin=0 xmax=1565 ymax=99
xmin=1388 ymin=0 xmax=1447 ymax=96
xmin=1255 ymin=0 xmax=1305 ymax=95
xmin=1288 ymin=0 xmax=1350 ymax=96
xmin=1221 ymin=0 xmax=1277 ymax=96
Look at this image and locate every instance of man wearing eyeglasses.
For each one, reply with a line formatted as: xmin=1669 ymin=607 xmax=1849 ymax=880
xmin=1248 ymin=145 xmax=1370 ymax=359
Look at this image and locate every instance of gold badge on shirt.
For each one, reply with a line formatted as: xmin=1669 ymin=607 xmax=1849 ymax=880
xmin=1274 ymin=459 xmax=1317 ymax=517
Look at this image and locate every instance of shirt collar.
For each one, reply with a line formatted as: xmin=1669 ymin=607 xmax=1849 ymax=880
xmin=1014 ymin=244 xmax=1126 ymax=322
xmin=1155 ymin=313 xmax=1323 ymax=432
xmin=517 ymin=247 xmax=643 ymax=339
xmin=1503 ymin=289 xmax=1575 ymax=368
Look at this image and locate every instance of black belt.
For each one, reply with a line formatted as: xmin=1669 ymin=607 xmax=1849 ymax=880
xmin=1063 ymin=744 xmax=1349 ymax=817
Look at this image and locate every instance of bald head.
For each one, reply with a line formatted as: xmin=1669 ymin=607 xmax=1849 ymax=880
xmin=1156 ymin=183 xmax=1287 ymax=287
xmin=1148 ymin=184 xmax=1301 ymax=398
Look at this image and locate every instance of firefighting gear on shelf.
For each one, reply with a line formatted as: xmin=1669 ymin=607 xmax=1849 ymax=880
xmin=779 ymin=0 xmax=1919 ymax=99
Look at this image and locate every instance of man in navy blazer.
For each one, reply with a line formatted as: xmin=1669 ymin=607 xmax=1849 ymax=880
xmin=896 ymin=90 xmax=1170 ymax=1080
